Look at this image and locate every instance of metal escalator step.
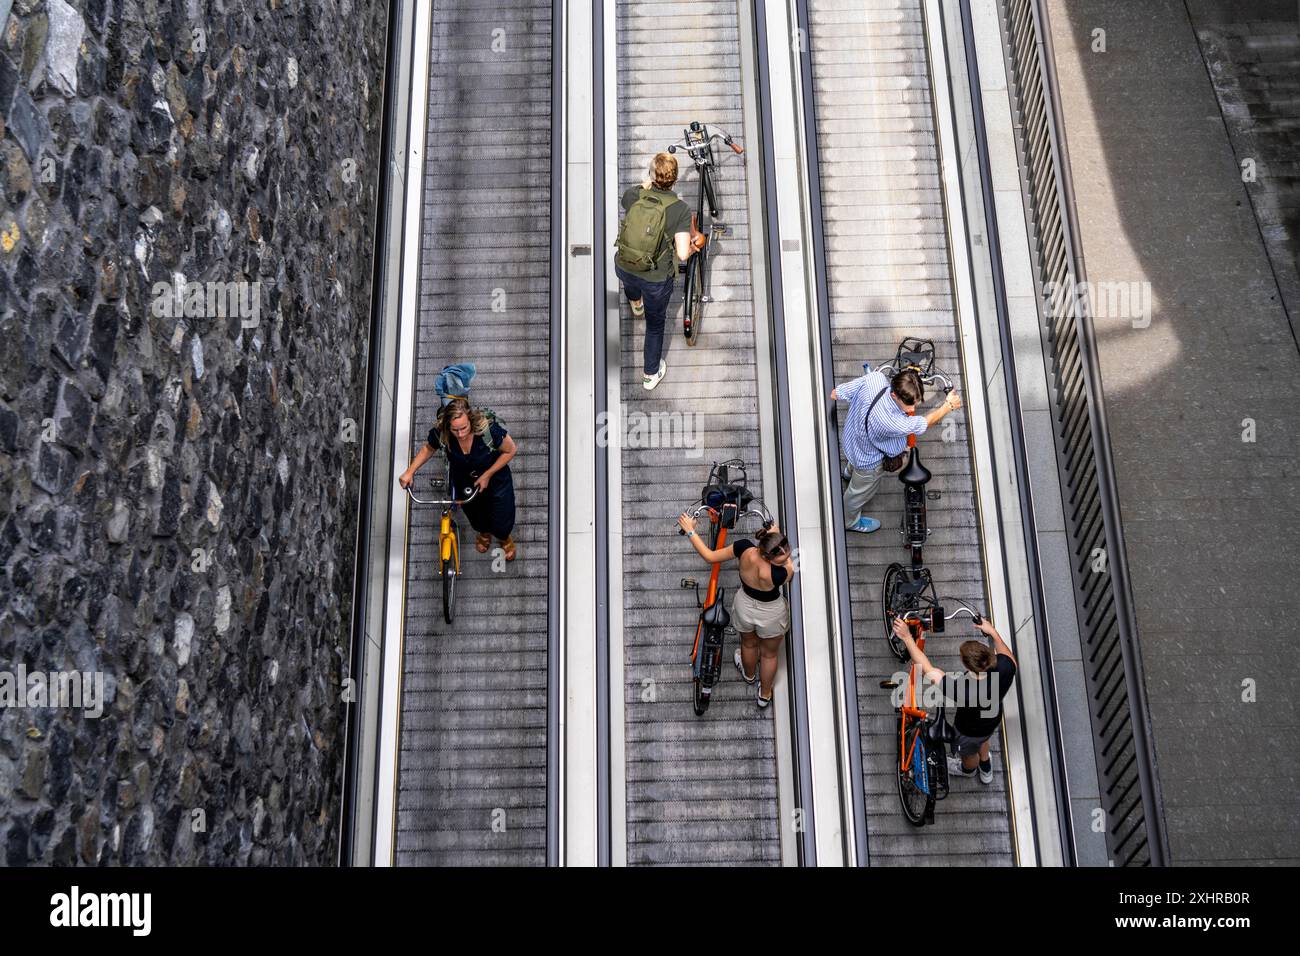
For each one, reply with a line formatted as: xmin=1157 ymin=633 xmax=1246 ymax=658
xmin=808 ymin=0 xmax=1015 ymax=865
xmin=616 ymin=0 xmax=781 ymax=866
xmin=393 ymin=0 xmax=554 ymax=867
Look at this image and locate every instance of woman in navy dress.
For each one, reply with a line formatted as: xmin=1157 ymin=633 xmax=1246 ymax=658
xmin=398 ymin=397 xmax=519 ymax=560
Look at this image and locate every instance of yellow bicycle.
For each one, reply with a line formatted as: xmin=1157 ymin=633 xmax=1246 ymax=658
xmin=407 ymin=473 xmax=481 ymax=624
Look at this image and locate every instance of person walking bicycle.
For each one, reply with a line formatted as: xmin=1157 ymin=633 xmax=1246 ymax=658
xmin=614 ymin=152 xmax=704 ymax=391
xmin=831 ymin=364 xmax=962 ymax=533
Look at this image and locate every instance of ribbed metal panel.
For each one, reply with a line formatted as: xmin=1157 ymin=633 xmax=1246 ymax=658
xmin=998 ymin=0 xmax=1166 ymax=866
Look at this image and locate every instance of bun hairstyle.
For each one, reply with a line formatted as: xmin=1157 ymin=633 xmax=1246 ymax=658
xmin=756 ymin=526 xmax=789 ymax=561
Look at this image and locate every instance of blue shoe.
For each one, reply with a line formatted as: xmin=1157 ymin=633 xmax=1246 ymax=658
xmin=847 ymin=516 xmax=880 ymax=533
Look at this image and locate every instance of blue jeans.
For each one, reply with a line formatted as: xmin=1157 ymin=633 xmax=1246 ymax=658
xmin=615 ymin=264 xmax=674 ymax=375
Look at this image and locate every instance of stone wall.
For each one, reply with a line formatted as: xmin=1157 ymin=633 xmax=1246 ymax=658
xmin=0 ymin=0 xmax=385 ymax=864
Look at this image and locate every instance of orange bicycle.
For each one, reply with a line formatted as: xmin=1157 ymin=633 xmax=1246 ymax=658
xmin=678 ymin=460 xmax=771 ymax=716
xmin=880 ymin=602 xmax=983 ymax=825
xmin=407 ymin=470 xmax=480 ymax=624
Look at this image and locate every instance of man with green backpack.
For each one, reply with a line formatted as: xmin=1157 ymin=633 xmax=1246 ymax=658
xmin=615 ymin=152 xmax=702 ymax=391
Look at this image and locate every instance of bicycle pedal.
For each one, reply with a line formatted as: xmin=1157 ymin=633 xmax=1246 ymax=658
xmin=700 ymin=296 xmax=712 ymax=303
xmin=926 ymin=490 xmax=941 ymax=500
xmin=712 ymin=224 xmax=729 ymax=237
xmin=681 ymin=578 xmax=697 ymax=589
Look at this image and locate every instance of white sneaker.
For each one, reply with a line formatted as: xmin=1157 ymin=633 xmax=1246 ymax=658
xmin=734 ymin=648 xmax=756 ymax=684
xmin=978 ymin=761 xmax=993 ymax=785
xmin=642 ymin=360 xmax=666 ymax=391
xmin=947 ymin=755 xmax=976 ymax=779
xmin=756 ymin=684 xmax=772 ymax=709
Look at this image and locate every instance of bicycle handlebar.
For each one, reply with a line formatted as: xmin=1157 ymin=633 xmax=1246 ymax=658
xmin=878 ymin=360 xmax=954 ymax=395
xmin=677 ymin=502 xmax=772 ymax=533
xmin=667 ymin=128 xmax=743 ymax=159
xmin=893 ymin=603 xmax=985 ymax=627
xmin=406 ymin=484 xmax=481 ymax=507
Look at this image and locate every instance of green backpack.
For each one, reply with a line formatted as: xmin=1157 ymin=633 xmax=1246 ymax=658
xmin=614 ymin=188 xmax=681 ymax=272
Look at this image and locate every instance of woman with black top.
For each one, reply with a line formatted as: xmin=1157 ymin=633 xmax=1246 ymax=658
xmin=676 ymin=515 xmax=795 ymax=708
xmin=399 ymin=397 xmax=520 ymax=561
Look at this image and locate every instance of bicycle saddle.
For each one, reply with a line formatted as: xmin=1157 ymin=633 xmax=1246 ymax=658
xmin=927 ymin=706 xmax=956 ymax=745
xmin=702 ymin=589 xmax=731 ymax=629
xmin=899 ymin=446 xmax=931 ymax=487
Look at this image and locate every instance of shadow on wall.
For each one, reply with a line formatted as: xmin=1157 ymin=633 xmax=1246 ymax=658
xmin=1048 ymin=0 xmax=1300 ymax=863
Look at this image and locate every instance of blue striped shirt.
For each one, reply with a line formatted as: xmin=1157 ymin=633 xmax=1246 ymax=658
xmin=838 ymin=369 xmax=928 ymax=470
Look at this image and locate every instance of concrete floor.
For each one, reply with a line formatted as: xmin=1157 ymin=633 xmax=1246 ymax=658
xmin=1045 ymin=0 xmax=1300 ymax=865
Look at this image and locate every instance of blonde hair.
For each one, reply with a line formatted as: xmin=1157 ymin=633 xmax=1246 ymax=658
xmin=650 ymin=152 xmax=678 ymax=190
xmin=435 ymin=397 xmax=490 ymax=449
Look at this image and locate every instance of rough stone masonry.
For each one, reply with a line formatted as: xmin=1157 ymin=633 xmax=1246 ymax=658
xmin=0 ymin=0 xmax=384 ymax=864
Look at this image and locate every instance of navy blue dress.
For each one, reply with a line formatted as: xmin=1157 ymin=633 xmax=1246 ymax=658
xmin=427 ymin=422 xmax=517 ymax=540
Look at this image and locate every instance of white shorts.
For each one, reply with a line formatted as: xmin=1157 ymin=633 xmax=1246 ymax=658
xmin=731 ymin=588 xmax=791 ymax=639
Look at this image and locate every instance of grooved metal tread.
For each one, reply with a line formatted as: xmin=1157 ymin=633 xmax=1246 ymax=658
xmin=394 ymin=0 xmax=552 ymax=867
xmin=808 ymin=0 xmax=1014 ymax=865
xmin=617 ymin=0 xmax=782 ymax=867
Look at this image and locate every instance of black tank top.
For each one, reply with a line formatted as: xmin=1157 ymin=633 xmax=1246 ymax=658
xmin=733 ymin=539 xmax=788 ymax=602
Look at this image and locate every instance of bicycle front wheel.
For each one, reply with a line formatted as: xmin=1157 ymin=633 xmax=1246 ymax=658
xmin=442 ymin=524 xmax=460 ymax=624
xmin=898 ymin=715 xmax=934 ymax=827
xmin=683 ymin=253 xmax=705 ymax=346
xmin=882 ymin=562 xmax=908 ymax=661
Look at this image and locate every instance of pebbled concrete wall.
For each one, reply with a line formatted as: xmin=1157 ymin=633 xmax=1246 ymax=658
xmin=0 ymin=0 xmax=384 ymax=864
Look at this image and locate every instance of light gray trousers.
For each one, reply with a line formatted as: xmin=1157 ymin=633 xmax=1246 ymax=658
xmin=843 ymin=461 xmax=886 ymax=528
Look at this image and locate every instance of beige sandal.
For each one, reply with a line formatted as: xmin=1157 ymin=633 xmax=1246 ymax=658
xmin=475 ymin=533 xmax=491 ymax=554
xmin=501 ymin=536 xmax=517 ymax=561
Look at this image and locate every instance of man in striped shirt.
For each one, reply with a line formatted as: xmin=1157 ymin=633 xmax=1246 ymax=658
xmin=830 ymin=366 xmax=962 ymax=532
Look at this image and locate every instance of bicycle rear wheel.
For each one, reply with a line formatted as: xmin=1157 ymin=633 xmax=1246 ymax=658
xmin=693 ymin=679 xmax=710 ymax=716
xmin=683 ymin=252 xmax=705 ymax=346
xmin=898 ymin=715 xmax=934 ymax=826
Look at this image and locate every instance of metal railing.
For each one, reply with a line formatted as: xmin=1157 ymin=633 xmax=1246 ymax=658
xmin=997 ymin=0 xmax=1168 ymax=866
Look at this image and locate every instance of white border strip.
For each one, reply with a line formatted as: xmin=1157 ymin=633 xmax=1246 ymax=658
xmin=372 ymin=0 xmax=433 ymax=868
xmin=601 ymin=0 xmax=629 ymax=869
xmin=923 ymin=0 xmax=1057 ymax=866
xmin=562 ymin=0 xmax=597 ymax=867
xmin=739 ymin=0 xmax=800 ymax=868
xmin=764 ymin=0 xmax=849 ymax=867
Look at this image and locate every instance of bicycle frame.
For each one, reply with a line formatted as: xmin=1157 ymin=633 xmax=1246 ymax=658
xmin=689 ymin=511 xmax=727 ymax=677
xmin=438 ymin=506 xmax=459 ymax=576
xmin=898 ymin=624 xmax=929 ymax=777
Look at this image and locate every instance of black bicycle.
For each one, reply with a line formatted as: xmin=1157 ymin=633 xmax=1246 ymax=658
xmin=667 ymin=121 xmax=743 ymax=346
xmin=873 ymin=339 xmax=955 ymax=659
xmin=677 ymin=460 xmax=771 ymax=716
